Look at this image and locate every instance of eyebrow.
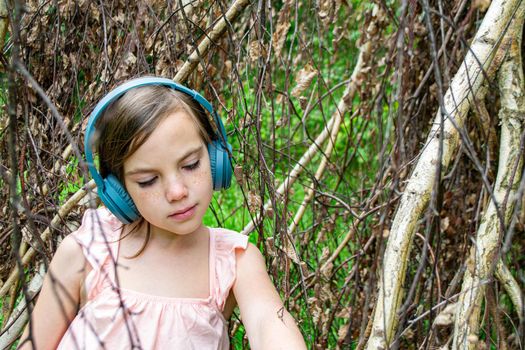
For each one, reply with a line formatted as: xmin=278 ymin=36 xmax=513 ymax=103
xmin=125 ymin=145 xmax=204 ymax=176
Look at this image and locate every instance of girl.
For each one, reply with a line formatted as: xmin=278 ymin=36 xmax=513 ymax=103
xmin=19 ymin=77 xmax=306 ymax=349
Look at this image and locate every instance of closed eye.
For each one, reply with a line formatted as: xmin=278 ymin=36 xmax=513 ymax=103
xmin=184 ymin=160 xmax=200 ymax=171
xmin=137 ymin=177 xmax=157 ymax=187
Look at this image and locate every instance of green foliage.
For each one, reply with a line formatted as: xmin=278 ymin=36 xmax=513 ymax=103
xmin=58 ymin=157 xmax=84 ymax=205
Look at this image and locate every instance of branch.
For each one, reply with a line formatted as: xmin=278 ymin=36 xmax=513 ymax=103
xmin=495 ymin=260 xmax=523 ymax=323
xmin=0 ymin=0 xmax=7 ymax=54
xmin=0 ymin=180 xmax=97 ymax=298
xmin=452 ymin=5 xmax=525 ymax=347
xmin=366 ymin=0 xmax=525 ymax=347
xmin=240 ymin=116 xmax=336 ymax=235
xmin=288 ymin=41 xmax=371 ymax=235
xmin=241 ymin=41 xmax=372 ymax=237
xmin=0 ymin=264 xmax=45 ymax=349
xmin=173 ymin=0 xmax=251 ymax=83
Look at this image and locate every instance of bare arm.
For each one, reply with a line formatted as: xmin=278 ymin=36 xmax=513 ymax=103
xmin=18 ymin=235 xmax=86 ymax=350
xmin=233 ymin=243 xmax=306 ymax=350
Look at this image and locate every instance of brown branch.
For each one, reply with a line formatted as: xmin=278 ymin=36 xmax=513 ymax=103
xmin=173 ymin=0 xmax=251 ymax=83
xmin=0 ymin=180 xmax=97 ymax=298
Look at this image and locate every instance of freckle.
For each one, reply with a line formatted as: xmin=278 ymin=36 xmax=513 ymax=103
xmin=142 ymin=191 xmax=161 ymax=199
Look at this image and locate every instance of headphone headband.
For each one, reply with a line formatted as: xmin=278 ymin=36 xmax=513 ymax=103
xmin=85 ymin=77 xmax=228 ymax=187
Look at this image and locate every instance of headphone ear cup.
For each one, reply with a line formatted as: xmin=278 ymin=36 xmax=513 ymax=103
xmin=100 ymin=174 xmax=140 ymax=224
xmin=208 ymin=141 xmax=232 ymax=190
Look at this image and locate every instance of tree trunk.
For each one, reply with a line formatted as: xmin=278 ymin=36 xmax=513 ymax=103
xmin=366 ymin=0 xmax=524 ymax=347
xmin=452 ymin=6 xmax=525 ymax=347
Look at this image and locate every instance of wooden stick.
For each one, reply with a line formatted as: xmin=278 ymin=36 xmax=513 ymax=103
xmin=0 ymin=265 xmax=45 ymax=349
xmin=366 ymin=0 xmax=525 ymax=347
xmin=0 ymin=180 xmax=96 ymax=298
xmin=0 ymin=0 xmax=8 ymax=54
xmin=452 ymin=7 xmax=525 ymax=347
xmin=173 ymin=0 xmax=250 ymax=83
xmin=288 ymin=42 xmax=370 ymax=235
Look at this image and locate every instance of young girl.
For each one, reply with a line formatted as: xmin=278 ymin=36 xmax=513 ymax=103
xmin=19 ymin=77 xmax=306 ymax=349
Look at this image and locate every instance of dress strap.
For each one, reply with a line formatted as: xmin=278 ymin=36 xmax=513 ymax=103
xmin=70 ymin=207 xmax=122 ymax=299
xmin=211 ymin=228 xmax=249 ymax=311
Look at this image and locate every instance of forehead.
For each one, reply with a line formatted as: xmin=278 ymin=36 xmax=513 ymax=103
xmin=124 ymin=111 xmax=205 ymax=168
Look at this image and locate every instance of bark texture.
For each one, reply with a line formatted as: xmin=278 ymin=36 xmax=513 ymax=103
xmin=452 ymin=4 xmax=525 ymax=347
xmin=366 ymin=0 xmax=525 ymax=347
xmin=0 ymin=0 xmax=7 ymax=53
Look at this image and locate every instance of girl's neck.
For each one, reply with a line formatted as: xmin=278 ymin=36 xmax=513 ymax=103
xmin=125 ymin=221 xmax=209 ymax=254
xmin=153 ymin=223 xmax=208 ymax=250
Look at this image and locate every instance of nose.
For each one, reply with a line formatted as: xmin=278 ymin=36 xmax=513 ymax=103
xmin=164 ymin=177 xmax=188 ymax=202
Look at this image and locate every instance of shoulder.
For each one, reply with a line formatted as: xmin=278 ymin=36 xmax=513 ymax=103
xmin=34 ymin=235 xmax=87 ymax=318
xmin=208 ymin=227 xmax=265 ymax=271
xmin=210 ymin=228 xmax=250 ymax=310
xmin=18 ymin=234 xmax=87 ymax=350
xmin=55 ymin=234 xmax=83 ymax=258
xmin=236 ymin=242 xmax=266 ymax=269
xmin=50 ymin=235 xmax=87 ymax=280
xmin=80 ymin=207 xmax=121 ymax=230
xmin=71 ymin=207 xmax=122 ymax=244
xmin=233 ymin=241 xmax=273 ymax=294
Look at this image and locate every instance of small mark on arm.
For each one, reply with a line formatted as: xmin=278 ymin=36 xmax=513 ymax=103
xmin=277 ymin=306 xmax=285 ymax=323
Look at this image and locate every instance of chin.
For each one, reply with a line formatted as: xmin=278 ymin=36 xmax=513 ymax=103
xmin=151 ymin=217 xmax=205 ymax=236
xmin=140 ymin=203 xmax=209 ymax=236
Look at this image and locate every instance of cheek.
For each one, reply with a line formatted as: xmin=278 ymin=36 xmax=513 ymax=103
xmin=196 ymin=168 xmax=212 ymax=185
xmin=191 ymin=160 xmax=213 ymax=188
xmin=136 ymin=190 xmax=163 ymax=199
xmin=127 ymin=187 xmax=163 ymax=207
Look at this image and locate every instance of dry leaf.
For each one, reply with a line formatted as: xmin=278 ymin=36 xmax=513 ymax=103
xmin=337 ymin=324 xmax=348 ymax=342
xmin=299 ymin=96 xmax=308 ymax=110
xmin=272 ymin=21 xmax=291 ymax=57
xmin=440 ymin=216 xmax=450 ymax=233
xmin=249 ymin=41 xmax=266 ymax=62
xmin=434 ymin=303 xmax=457 ymax=326
xmin=473 ymin=0 xmax=491 ymax=11
xmin=233 ymin=165 xmax=244 ymax=185
xmin=291 ymin=64 xmax=317 ymax=97
xmin=248 ymin=191 xmax=262 ymax=213
xmin=265 ymin=237 xmax=277 ymax=257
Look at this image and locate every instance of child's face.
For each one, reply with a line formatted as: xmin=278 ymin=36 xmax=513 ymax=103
xmin=123 ymin=110 xmax=214 ymax=236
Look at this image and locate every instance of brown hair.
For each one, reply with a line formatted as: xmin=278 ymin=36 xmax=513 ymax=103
xmin=95 ymin=85 xmax=217 ymax=183
xmin=93 ymin=83 xmax=218 ymax=257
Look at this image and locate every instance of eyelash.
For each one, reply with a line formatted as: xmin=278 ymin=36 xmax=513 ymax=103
xmin=184 ymin=160 xmax=200 ymax=171
xmin=136 ymin=160 xmax=201 ymax=188
xmin=137 ymin=177 xmax=157 ymax=188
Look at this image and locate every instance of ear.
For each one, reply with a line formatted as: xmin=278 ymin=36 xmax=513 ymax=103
xmin=99 ymin=174 xmax=141 ymax=224
xmin=208 ymin=141 xmax=232 ymax=190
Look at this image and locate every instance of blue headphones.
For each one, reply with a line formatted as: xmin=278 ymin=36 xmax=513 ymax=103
xmin=84 ymin=77 xmax=233 ymax=224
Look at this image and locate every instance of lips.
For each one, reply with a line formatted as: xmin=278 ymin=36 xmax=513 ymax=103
xmin=168 ymin=205 xmax=197 ymax=221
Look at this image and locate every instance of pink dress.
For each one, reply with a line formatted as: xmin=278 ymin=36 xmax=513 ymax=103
xmin=57 ymin=208 xmax=248 ymax=350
